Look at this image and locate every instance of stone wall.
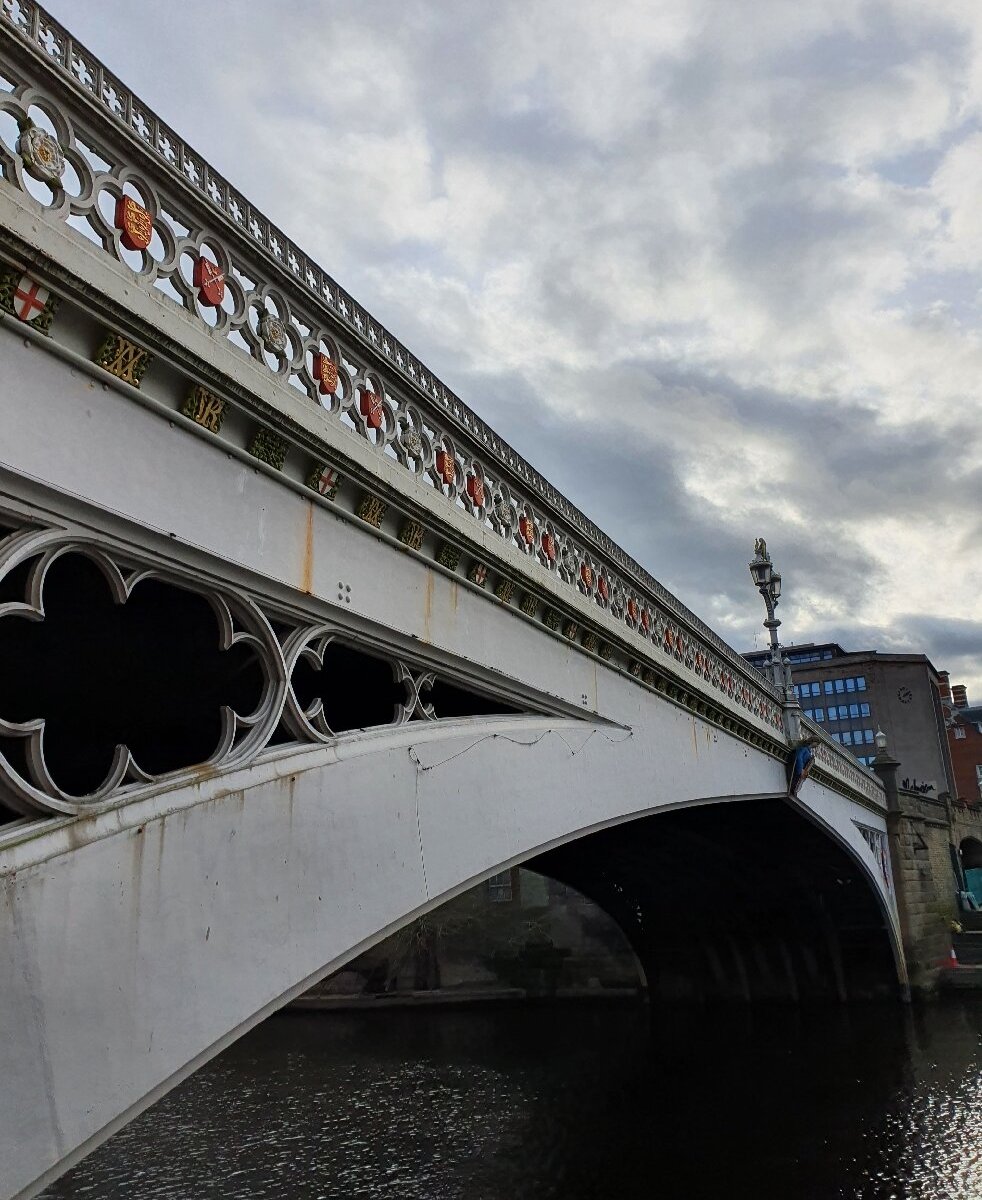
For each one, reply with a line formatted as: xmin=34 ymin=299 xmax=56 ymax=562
xmin=887 ymin=790 xmax=953 ymax=992
xmin=881 ymin=788 xmax=982 ymax=992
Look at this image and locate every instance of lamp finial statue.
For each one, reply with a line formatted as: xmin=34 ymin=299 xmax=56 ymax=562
xmin=753 ymin=536 xmax=769 ymax=561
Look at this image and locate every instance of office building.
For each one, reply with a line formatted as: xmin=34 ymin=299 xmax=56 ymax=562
xmin=743 ymin=642 xmax=955 ymax=796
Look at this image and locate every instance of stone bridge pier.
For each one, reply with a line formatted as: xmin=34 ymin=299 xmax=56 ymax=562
xmin=874 ymin=745 xmax=982 ymax=992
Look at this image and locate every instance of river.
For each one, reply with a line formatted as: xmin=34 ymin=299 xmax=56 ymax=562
xmin=40 ymin=998 xmax=982 ymax=1199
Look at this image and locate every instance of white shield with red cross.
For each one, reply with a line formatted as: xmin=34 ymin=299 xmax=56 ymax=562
xmin=12 ymin=276 xmax=49 ymax=323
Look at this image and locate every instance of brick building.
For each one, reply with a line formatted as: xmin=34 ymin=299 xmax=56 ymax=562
xmin=941 ymin=676 xmax=982 ymax=804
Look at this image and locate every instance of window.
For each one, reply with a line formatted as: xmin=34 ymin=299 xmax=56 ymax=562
xmin=860 ymin=703 xmax=870 ymax=717
xmin=857 ymin=755 xmax=875 ymax=767
xmin=487 ymin=871 xmax=513 ymax=903
xmin=955 ymin=727 xmax=966 ymax=740
xmin=977 ymin=764 xmax=982 ymax=801
xmin=841 ymin=730 xmax=853 ymax=746
xmin=823 ymin=675 xmax=866 ymax=694
xmin=814 ymin=707 xmax=824 ymax=722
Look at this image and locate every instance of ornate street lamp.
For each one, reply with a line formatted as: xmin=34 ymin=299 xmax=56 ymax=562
xmin=748 ymin=538 xmax=793 ymax=700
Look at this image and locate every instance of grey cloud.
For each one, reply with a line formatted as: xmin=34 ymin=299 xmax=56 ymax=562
xmin=42 ymin=0 xmax=982 ymax=702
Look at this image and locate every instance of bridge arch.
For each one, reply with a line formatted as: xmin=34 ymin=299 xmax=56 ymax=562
xmin=1 ymin=713 xmax=901 ymax=1199
xmin=526 ymin=798 xmax=899 ymax=1005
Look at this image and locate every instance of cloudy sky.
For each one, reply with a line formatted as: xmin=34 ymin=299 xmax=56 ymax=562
xmin=49 ymin=0 xmax=981 ymax=696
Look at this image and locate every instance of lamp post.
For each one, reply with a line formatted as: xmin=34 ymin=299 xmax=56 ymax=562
xmin=749 ymin=539 xmax=800 ymax=741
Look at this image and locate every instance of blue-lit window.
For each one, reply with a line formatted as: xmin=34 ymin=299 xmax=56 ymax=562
xmin=864 ymin=729 xmax=874 ymax=744
xmin=814 ymin=707 xmax=824 ymax=722
xmin=849 ymin=703 xmax=860 ymax=719
xmin=860 ymin=703 xmax=870 ymax=717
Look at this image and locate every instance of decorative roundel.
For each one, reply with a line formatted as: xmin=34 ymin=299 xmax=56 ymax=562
xmin=312 ymin=352 xmax=339 ymax=395
xmin=466 ymin=474 xmax=485 ymax=507
xmin=435 ymin=449 xmax=456 ymax=486
xmin=194 ymin=256 xmax=225 ymax=307
xmin=897 ymin=686 xmax=913 ymax=705
xmin=259 ymin=312 xmax=287 ymax=354
xmin=17 ymin=122 xmax=65 ymax=184
xmin=493 ymin=497 xmax=512 ymax=527
xmin=541 ymin=531 xmax=557 ymax=562
xmin=402 ymin=426 xmax=423 ymax=456
xmin=359 ymin=387 xmax=385 ymax=430
xmin=115 ymin=195 xmax=153 ymax=251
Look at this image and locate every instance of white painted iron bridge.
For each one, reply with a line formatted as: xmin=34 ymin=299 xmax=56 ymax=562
xmin=0 ymin=7 xmax=897 ymax=1200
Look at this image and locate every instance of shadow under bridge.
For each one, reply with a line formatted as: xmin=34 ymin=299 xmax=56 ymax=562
xmin=529 ymin=798 xmax=900 ymax=1003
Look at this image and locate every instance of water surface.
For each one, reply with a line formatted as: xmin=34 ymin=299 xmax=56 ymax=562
xmin=42 ymin=999 xmax=982 ymax=1199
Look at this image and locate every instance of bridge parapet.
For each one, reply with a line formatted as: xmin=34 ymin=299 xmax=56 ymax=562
xmin=801 ymin=715 xmax=885 ymax=811
xmin=0 ymin=4 xmax=875 ymax=812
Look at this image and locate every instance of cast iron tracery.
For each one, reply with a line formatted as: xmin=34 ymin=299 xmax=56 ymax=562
xmin=0 ymin=517 xmax=523 ymax=822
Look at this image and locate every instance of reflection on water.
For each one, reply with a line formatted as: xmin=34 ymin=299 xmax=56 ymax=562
xmin=42 ymin=999 xmax=982 ymax=1200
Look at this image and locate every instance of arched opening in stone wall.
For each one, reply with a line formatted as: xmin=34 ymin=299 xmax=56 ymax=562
xmin=959 ymin=837 xmax=982 ymax=870
xmin=959 ymin=838 xmax=982 ymax=909
xmin=530 ymin=798 xmax=900 ymax=1003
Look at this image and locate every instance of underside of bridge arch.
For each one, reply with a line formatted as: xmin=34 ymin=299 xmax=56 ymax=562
xmin=529 ymin=799 xmax=900 ymax=1003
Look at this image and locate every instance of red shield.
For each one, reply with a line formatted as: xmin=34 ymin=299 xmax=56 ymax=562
xmin=193 ymin=257 xmax=225 ymax=307
xmin=115 ymin=195 xmax=153 ymax=251
xmin=12 ymin=275 xmax=49 ymax=322
xmin=597 ymin=576 xmax=609 ymax=602
xmin=359 ymin=389 xmax=384 ymax=429
xmin=313 ymin=353 xmax=339 ymax=395
xmin=640 ymin=609 xmax=650 ymax=633
xmin=518 ymin=516 xmax=535 ymax=546
xmin=466 ymin=474 xmax=484 ymax=507
xmin=627 ymin=598 xmax=638 ymax=622
xmin=580 ymin=563 xmax=593 ymax=589
xmin=541 ymin=532 xmax=556 ymax=561
xmin=436 ymin=450 xmax=456 ymax=486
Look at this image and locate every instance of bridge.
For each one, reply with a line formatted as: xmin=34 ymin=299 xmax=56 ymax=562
xmin=0 ymin=7 xmax=903 ymax=1199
